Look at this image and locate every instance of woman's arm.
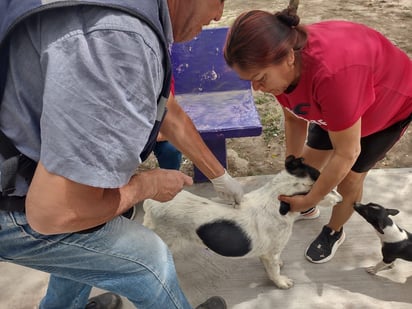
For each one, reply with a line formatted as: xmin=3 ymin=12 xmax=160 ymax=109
xmin=283 ymin=107 xmax=309 ymax=157
xmin=279 ymin=118 xmax=362 ymax=211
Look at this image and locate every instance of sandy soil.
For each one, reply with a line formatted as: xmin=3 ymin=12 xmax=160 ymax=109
xmin=143 ymin=0 xmax=412 ymax=177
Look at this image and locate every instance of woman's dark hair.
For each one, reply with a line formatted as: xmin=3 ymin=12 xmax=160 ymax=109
xmin=224 ymin=6 xmax=308 ymax=70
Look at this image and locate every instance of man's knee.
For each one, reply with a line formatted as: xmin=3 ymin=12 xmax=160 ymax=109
xmin=108 ymin=219 xmax=173 ymax=270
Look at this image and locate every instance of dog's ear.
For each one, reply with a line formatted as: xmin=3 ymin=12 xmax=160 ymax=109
xmin=386 ymin=208 xmax=400 ymax=217
xmin=285 ymin=155 xmax=320 ymax=180
xmin=285 ymin=155 xmax=297 ymax=168
xmin=285 ymin=155 xmax=305 ymax=176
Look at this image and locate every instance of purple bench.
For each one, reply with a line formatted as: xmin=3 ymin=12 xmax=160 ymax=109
xmin=171 ymin=27 xmax=262 ymax=182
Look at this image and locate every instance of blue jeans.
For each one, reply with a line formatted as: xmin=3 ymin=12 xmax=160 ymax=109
xmin=0 ymin=210 xmax=192 ymax=309
xmin=153 ymin=141 xmax=182 ymax=170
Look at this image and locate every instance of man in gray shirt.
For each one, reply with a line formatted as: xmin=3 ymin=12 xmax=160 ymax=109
xmin=0 ymin=0 xmax=240 ymax=308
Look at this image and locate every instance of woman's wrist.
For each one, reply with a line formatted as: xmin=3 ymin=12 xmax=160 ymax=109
xmin=305 ymin=190 xmax=324 ymax=208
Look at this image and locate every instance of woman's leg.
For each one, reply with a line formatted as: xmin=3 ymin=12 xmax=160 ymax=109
xmin=328 ymin=170 xmax=367 ymax=231
xmin=301 ymin=145 xmax=332 ymax=171
xmin=301 ymin=123 xmax=334 ymax=171
xmin=304 ymin=116 xmax=411 ymax=263
xmin=327 ymin=114 xmax=411 ymax=231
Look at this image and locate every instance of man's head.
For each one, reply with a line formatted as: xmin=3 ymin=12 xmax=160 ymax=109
xmin=167 ymin=0 xmax=225 ymax=42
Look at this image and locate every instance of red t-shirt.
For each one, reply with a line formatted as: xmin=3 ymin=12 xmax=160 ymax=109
xmin=170 ymin=75 xmax=175 ymax=96
xmin=276 ymin=21 xmax=412 ymax=136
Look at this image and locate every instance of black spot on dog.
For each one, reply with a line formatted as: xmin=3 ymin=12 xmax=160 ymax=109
xmin=196 ymin=220 xmax=251 ymax=257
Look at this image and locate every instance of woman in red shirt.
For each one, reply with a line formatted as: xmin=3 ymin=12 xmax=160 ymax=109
xmin=224 ymin=6 xmax=412 ymax=263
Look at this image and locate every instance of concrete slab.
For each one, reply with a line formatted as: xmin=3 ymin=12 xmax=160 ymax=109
xmin=1 ymin=168 xmax=411 ymax=308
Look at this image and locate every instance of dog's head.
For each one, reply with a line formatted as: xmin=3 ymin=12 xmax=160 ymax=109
xmin=353 ymin=202 xmax=399 ymax=234
xmin=277 ymin=156 xmax=321 ymax=215
xmin=277 ymin=155 xmax=320 ymax=195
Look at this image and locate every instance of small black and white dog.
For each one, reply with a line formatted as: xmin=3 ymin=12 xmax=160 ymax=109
xmin=354 ymin=202 xmax=412 ymax=274
xmin=143 ymin=156 xmax=342 ymax=289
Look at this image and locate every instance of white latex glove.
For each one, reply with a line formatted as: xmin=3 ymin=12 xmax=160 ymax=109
xmin=210 ymin=169 xmax=244 ymax=206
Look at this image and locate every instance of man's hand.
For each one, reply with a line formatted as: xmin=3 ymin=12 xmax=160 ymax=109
xmin=146 ymin=169 xmax=193 ymax=202
xmin=210 ymin=170 xmax=244 ymax=205
xmin=26 ymin=164 xmax=193 ymax=235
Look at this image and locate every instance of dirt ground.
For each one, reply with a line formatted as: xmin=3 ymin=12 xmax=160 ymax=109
xmin=143 ymin=0 xmax=412 ymax=177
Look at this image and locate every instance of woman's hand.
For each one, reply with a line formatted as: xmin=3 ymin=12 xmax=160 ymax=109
xmin=278 ymin=194 xmax=317 ymax=213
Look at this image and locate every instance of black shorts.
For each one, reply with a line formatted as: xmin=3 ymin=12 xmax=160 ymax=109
xmin=306 ymin=114 xmax=412 ymax=173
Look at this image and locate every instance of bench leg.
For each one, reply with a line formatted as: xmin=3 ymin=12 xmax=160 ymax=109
xmin=193 ymin=134 xmax=227 ymax=183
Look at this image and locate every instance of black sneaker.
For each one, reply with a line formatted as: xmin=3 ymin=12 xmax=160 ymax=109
xmin=195 ymin=296 xmax=227 ymax=309
xmin=85 ymin=292 xmax=122 ymax=309
xmin=305 ymin=225 xmax=345 ymax=263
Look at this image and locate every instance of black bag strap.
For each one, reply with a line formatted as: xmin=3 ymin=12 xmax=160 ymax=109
xmin=0 ymin=195 xmax=26 ymax=212
xmin=0 ymin=129 xmax=36 ymax=196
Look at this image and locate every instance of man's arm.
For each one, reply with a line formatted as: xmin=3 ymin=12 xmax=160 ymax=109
xmin=159 ymin=94 xmax=244 ymax=203
xmin=25 ymin=162 xmax=193 ymax=235
xmin=159 ymin=94 xmax=225 ymax=179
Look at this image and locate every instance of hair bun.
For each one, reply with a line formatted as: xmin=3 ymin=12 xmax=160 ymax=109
xmin=275 ymin=8 xmax=300 ymax=27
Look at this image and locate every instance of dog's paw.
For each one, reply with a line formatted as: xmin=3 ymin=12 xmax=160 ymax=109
xmin=365 ymin=266 xmax=378 ymax=274
xmin=321 ymin=189 xmax=342 ymax=207
xmin=366 ymin=261 xmax=394 ymax=274
xmin=273 ymin=275 xmax=294 ymax=289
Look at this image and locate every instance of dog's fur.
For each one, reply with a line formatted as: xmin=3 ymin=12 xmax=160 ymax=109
xmin=143 ymin=156 xmax=342 ymax=289
xmin=354 ymin=202 xmax=412 ymax=274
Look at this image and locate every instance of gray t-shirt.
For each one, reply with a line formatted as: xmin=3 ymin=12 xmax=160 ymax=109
xmin=0 ymin=5 xmax=171 ymax=195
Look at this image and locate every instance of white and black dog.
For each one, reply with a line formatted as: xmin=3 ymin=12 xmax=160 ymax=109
xmin=143 ymin=155 xmax=342 ymax=289
xmin=354 ymin=202 xmax=412 ymax=274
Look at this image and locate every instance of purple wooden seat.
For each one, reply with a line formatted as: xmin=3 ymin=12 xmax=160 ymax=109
xmin=171 ymin=27 xmax=262 ymax=182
